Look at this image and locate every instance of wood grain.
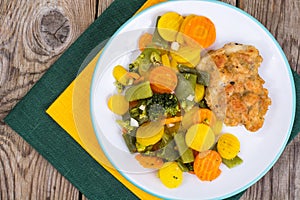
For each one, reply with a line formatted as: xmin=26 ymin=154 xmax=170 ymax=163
xmin=237 ymin=0 xmax=300 ymax=199
xmin=0 ymin=0 xmax=97 ymax=199
xmin=238 ymin=0 xmax=300 ymax=73
xmin=1 ymin=0 xmax=299 ymax=200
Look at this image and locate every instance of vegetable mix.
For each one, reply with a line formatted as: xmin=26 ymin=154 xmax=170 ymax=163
xmin=106 ymin=12 xmax=243 ymax=188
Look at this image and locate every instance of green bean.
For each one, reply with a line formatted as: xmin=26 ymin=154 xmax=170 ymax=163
xmin=174 ymin=132 xmax=194 ymax=163
xmin=222 ymin=156 xmax=243 ymax=169
xmin=178 ymin=64 xmax=210 ymax=86
xmin=122 ymin=133 xmax=137 ymax=153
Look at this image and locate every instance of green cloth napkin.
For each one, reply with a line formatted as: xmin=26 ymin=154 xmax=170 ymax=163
xmin=4 ymin=0 xmax=299 ymax=199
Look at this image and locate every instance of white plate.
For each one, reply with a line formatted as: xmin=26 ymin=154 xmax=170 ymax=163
xmin=90 ymin=1 xmax=296 ymax=199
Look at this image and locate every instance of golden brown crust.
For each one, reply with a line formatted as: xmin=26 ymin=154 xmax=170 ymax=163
xmin=205 ymin=43 xmax=271 ymax=132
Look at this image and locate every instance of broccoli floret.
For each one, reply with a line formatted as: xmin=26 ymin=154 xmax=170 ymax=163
xmin=147 ymin=93 xmax=180 ymax=117
xmin=128 ymin=93 xmax=180 ymax=125
xmin=147 ymin=104 xmax=165 ymax=121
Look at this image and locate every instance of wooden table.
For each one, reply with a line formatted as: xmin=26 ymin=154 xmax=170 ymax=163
xmin=0 ymin=0 xmax=299 ymax=199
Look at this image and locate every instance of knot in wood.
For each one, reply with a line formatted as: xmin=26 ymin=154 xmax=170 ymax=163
xmin=40 ymin=9 xmax=70 ymax=50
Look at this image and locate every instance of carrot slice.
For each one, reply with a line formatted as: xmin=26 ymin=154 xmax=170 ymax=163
xmin=181 ymin=15 xmax=216 ymax=48
xmin=193 ymin=108 xmax=216 ymax=127
xmin=138 ymin=33 xmax=153 ymax=51
xmin=176 ymin=14 xmax=196 ymax=44
xmin=135 ymin=154 xmax=164 ymax=169
xmin=163 ymin=116 xmax=182 ymax=125
xmin=193 ymin=150 xmax=222 ymax=181
xmin=149 ymin=66 xmax=178 ymax=93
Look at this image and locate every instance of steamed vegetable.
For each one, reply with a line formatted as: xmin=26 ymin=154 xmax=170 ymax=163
xmin=217 ymin=133 xmax=240 ymax=160
xmin=138 ymin=33 xmax=153 ymax=51
xmin=113 ymin=65 xmax=128 ymax=85
xmin=147 ymin=93 xmax=180 ymax=117
xmin=149 ymin=66 xmax=178 ymax=93
xmin=194 ymin=84 xmax=205 ymax=103
xmin=135 ymin=154 xmax=164 ymax=169
xmin=222 ymin=156 xmax=243 ymax=169
xmin=129 ymin=100 xmax=149 ymax=125
xmin=161 ymin=54 xmax=171 ymax=67
xmin=177 ymin=64 xmax=210 ymax=86
xmin=170 ymin=45 xmax=201 ymax=67
xmin=123 ymin=133 xmax=137 ymax=153
xmin=125 ymin=81 xmax=153 ymax=101
xmin=180 ymin=15 xmax=216 ymax=48
xmin=175 ymin=73 xmax=196 ymax=101
xmin=152 ymin=16 xmax=169 ymax=49
xmin=176 ymin=14 xmax=196 ymax=44
xmin=157 ymin=12 xmax=184 ymax=42
xmin=174 ymin=132 xmax=194 ymax=163
xmin=193 ymin=108 xmax=217 ymax=127
xmin=158 ymin=162 xmax=183 ymax=188
xmin=129 ymin=48 xmax=161 ymax=74
xmin=136 ymin=121 xmax=164 ymax=146
xmin=163 ymin=116 xmax=182 ymax=125
xmin=193 ymin=150 xmax=222 ymax=181
xmin=107 ymin=94 xmax=129 ymax=115
xmin=185 ymin=123 xmax=215 ymax=151
xmin=105 ymin=11 xmax=246 ymax=189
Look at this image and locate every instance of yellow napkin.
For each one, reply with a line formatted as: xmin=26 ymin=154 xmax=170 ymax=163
xmin=46 ymin=0 xmax=166 ymax=199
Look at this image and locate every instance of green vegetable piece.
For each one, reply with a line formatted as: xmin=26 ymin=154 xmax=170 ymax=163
xmin=176 ymin=160 xmax=189 ymax=172
xmin=143 ymin=133 xmax=179 ymax=161
xmin=198 ymin=99 xmax=209 ymax=108
xmin=122 ymin=133 xmax=137 ymax=153
xmin=152 ymin=16 xmax=169 ymax=49
xmin=129 ymin=48 xmax=161 ymax=74
xmin=129 ymin=100 xmax=149 ymax=125
xmin=137 ymin=48 xmax=153 ymax=74
xmin=147 ymin=104 xmax=165 ymax=121
xmin=136 ymin=142 xmax=147 ymax=152
xmin=116 ymin=119 xmax=135 ymax=133
xmin=156 ymin=140 xmax=179 ymax=161
xmin=174 ymin=132 xmax=194 ymax=163
xmin=177 ymin=160 xmax=194 ymax=172
xmin=183 ymin=73 xmax=197 ymax=90
xmin=146 ymin=93 xmax=180 ymax=117
xmin=196 ymin=70 xmax=210 ymax=86
xmin=177 ymin=64 xmax=210 ymax=86
xmin=175 ymin=74 xmax=195 ymax=101
xmin=125 ymin=81 xmax=153 ymax=101
xmin=222 ymin=156 xmax=243 ymax=169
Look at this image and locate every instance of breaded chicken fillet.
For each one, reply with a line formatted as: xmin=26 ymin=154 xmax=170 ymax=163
xmin=198 ymin=43 xmax=271 ymax=132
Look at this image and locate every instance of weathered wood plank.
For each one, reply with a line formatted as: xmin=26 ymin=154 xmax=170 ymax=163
xmin=0 ymin=0 xmax=98 ymax=199
xmin=238 ymin=0 xmax=300 ymax=73
xmin=240 ymin=135 xmax=300 ymax=200
xmin=1 ymin=0 xmax=299 ymax=200
xmin=97 ymin=0 xmax=115 ymax=17
xmin=238 ymin=0 xmax=300 ymax=199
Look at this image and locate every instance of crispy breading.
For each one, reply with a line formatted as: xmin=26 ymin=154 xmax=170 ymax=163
xmin=201 ymin=43 xmax=271 ymax=132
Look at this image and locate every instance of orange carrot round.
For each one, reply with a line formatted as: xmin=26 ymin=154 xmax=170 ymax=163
xmin=193 ymin=108 xmax=216 ymax=127
xmin=181 ymin=15 xmax=216 ymax=48
xmin=138 ymin=33 xmax=153 ymax=51
xmin=149 ymin=66 xmax=178 ymax=94
xmin=193 ymin=150 xmax=222 ymax=181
